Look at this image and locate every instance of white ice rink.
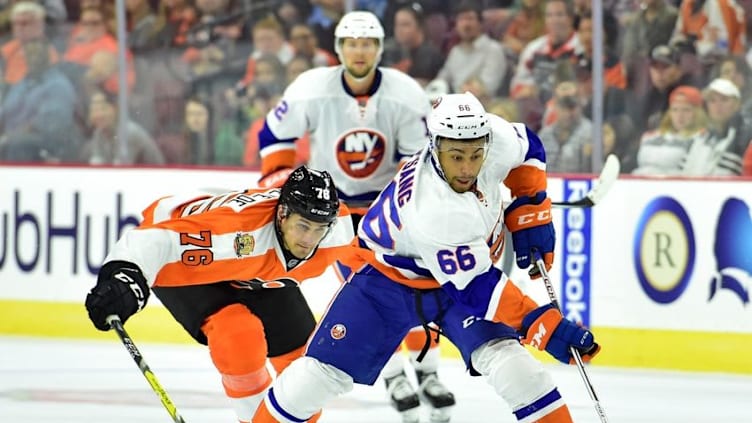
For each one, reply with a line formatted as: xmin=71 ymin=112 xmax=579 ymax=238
xmin=1 ymin=336 xmax=749 ymax=423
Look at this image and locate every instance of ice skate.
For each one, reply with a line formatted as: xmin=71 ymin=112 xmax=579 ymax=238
xmin=384 ymin=371 xmax=420 ymax=423
xmin=417 ymin=371 xmax=455 ymax=423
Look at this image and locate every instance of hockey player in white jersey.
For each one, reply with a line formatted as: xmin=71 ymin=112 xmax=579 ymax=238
xmin=252 ymin=92 xmax=601 ymax=423
xmin=256 ymin=10 xmax=454 ymax=422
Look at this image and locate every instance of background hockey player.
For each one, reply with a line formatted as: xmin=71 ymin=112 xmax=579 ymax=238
xmin=252 ymin=92 xmax=601 ymax=423
xmin=84 ymin=166 xmax=352 ymax=423
xmin=256 ymin=10 xmax=454 ymax=422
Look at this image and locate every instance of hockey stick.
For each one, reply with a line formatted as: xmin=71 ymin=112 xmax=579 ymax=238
xmin=106 ymin=315 xmax=187 ymax=423
xmin=552 ymin=154 xmax=620 ymax=208
xmin=532 ymin=254 xmax=609 ymax=423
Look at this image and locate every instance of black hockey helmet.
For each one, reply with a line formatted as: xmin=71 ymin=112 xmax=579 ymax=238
xmin=278 ymin=166 xmax=340 ymax=224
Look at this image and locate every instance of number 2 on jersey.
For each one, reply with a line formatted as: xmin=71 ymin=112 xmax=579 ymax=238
xmin=180 ymin=230 xmax=214 ymax=266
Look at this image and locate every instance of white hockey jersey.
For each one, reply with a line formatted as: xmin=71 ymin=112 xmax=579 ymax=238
xmin=259 ymin=66 xmax=431 ymax=203
xmin=349 ymin=114 xmax=548 ymax=328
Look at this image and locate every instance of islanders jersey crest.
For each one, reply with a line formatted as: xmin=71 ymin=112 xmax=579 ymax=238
xmin=335 ymin=128 xmax=386 ymax=178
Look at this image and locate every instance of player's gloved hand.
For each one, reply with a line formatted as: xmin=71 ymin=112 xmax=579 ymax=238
xmin=85 ymin=261 xmax=150 ymax=331
xmin=504 ymin=191 xmax=555 ymax=278
xmin=258 ymin=168 xmax=294 ymax=189
xmin=520 ymin=304 xmax=600 ymax=364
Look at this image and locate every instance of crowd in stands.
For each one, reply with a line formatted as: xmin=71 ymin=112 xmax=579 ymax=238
xmin=1 ymin=0 xmax=752 ymax=176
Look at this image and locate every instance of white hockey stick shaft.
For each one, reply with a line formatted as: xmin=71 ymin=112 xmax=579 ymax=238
xmin=552 ymin=154 xmax=621 ymax=208
xmin=106 ymin=315 xmax=187 ymax=423
xmin=532 ymin=254 xmax=609 ymax=423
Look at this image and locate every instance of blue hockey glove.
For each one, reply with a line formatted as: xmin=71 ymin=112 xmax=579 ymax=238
xmin=504 ymin=191 xmax=555 ymax=278
xmin=520 ymin=304 xmax=600 ymax=364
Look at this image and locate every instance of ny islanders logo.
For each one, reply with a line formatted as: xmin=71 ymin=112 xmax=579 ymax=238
xmin=335 ymin=129 xmax=386 ymax=178
xmin=633 ymin=197 xmax=696 ymax=303
xmin=708 ymin=198 xmax=751 ymax=305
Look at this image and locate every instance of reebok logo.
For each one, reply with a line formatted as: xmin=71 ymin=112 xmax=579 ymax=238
xmin=531 ymin=322 xmax=547 ymax=349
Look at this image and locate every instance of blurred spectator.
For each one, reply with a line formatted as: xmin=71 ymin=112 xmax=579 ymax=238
xmin=285 ymin=53 xmax=313 ymax=84
xmin=181 ymin=0 xmax=249 ymax=78
xmin=576 ymin=11 xmax=625 ymax=90
xmin=480 ymin=0 xmax=516 ymax=40
xmin=486 ymin=97 xmax=521 ymax=122
xmin=273 ymin=1 xmax=313 ymax=32
xmin=712 ymin=55 xmax=752 ymax=123
xmin=125 ymin=0 xmax=159 ymax=53
xmin=0 ymin=0 xmax=66 ymax=48
xmin=670 ymin=0 xmax=746 ymax=60
xmin=502 ymin=0 xmax=546 ymax=59
xmin=628 ymin=44 xmax=699 ymax=133
xmin=620 ymin=0 xmax=678 ymax=82
xmin=538 ymin=80 xmax=593 ymax=173
xmin=182 ymin=95 xmax=211 ymax=164
xmin=1 ymin=1 xmax=59 ymax=85
xmin=154 ymin=0 xmax=199 ymax=48
xmin=0 ymin=39 xmax=79 ymax=162
xmin=437 ymin=0 xmax=507 ymax=94
xmin=288 ymin=22 xmax=337 ymax=68
xmin=306 ymin=0 xmax=345 ymax=54
xmin=683 ymin=78 xmax=752 ymax=175
xmin=79 ymin=89 xmax=165 ymax=165
xmin=632 ymin=85 xmax=708 ymax=175
xmin=63 ymin=6 xmax=136 ymax=95
xmin=381 ymin=2 xmax=444 ymax=86
xmin=237 ymin=15 xmax=293 ymax=89
xmin=510 ymin=0 xmax=581 ymax=104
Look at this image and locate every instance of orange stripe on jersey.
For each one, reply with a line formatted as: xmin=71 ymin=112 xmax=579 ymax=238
xmin=490 ymin=281 xmax=538 ymax=330
xmin=261 ymin=149 xmax=297 ymax=176
xmin=504 ymin=166 xmax=547 ymax=198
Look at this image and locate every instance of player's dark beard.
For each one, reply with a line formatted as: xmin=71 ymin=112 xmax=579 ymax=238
xmin=346 ymin=64 xmax=374 ymax=79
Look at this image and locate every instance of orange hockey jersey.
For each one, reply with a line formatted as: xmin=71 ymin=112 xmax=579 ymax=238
xmin=104 ymin=187 xmax=354 ymax=288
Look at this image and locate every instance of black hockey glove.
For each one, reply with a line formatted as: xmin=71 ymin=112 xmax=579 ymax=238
xmin=85 ymin=261 xmax=150 ymax=331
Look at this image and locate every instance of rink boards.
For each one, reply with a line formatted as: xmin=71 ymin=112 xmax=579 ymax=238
xmin=0 ymin=164 xmax=750 ymax=374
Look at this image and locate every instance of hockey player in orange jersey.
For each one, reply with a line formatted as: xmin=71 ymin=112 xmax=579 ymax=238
xmin=85 ymin=166 xmax=353 ymax=423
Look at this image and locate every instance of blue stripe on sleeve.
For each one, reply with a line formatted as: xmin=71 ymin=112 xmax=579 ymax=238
xmin=524 ymin=126 xmax=547 ymax=163
xmin=258 ymin=120 xmax=297 ymax=151
xmin=441 ymin=267 xmax=503 ymax=317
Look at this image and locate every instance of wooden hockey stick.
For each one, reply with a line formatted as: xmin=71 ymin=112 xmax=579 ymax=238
xmin=532 ymin=254 xmax=609 ymax=423
xmin=552 ymin=154 xmax=620 ymax=208
xmin=106 ymin=315 xmax=187 ymax=423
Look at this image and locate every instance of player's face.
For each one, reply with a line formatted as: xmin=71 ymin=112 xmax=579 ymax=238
xmin=280 ymin=214 xmax=331 ymax=259
xmin=437 ymin=137 xmax=487 ymax=193
xmin=340 ymin=37 xmax=379 ymax=78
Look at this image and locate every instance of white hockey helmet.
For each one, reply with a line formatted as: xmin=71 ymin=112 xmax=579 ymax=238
xmin=428 ymin=92 xmax=491 ymax=151
xmin=334 ymin=11 xmax=385 ymax=64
